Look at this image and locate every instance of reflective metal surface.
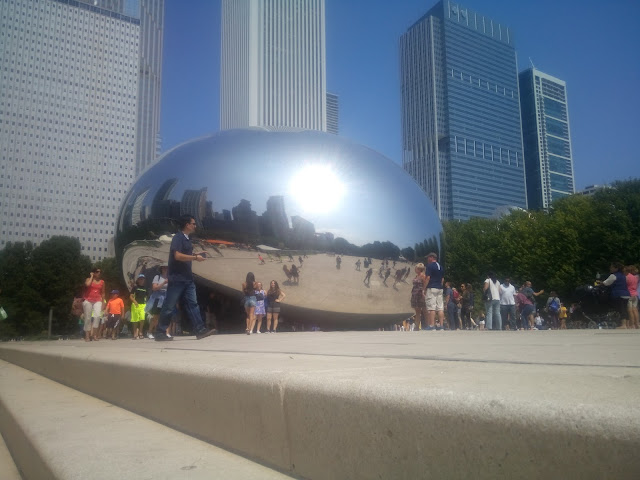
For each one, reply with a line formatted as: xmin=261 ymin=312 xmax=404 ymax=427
xmin=117 ymin=129 xmax=443 ymax=326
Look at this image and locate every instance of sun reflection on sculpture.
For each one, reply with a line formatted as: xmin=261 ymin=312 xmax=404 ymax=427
xmin=289 ymin=163 xmax=345 ymax=214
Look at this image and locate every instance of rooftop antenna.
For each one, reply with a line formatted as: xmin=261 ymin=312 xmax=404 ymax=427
xmin=529 ymin=57 xmax=536 ymax=69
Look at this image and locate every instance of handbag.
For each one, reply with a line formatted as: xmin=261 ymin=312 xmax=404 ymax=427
xmin=482 ymin=286 xmax=492 ymax=302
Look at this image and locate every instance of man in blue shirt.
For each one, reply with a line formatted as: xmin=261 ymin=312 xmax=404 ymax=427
xmin=155 ymin=214 xmax=217 ymax=341
xmin=424 ymin=252 xmax=444 ymax=330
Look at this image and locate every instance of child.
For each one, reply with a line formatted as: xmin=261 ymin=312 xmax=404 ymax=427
xmin=534 ymin=311 xmax=544 ymax=330
xmin=130 ymin=274 xmax=147 ymax=340
xmin=559 ymin=303 xmax=568 ymax=329
xmin=105 ymin=290 xmax=124 ymax=340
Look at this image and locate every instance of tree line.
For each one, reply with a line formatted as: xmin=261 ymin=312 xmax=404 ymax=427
xmin=0 ymin=237 xmax=126 ymax=339
xmin=442 ymin=179 xmax=640 ymax=301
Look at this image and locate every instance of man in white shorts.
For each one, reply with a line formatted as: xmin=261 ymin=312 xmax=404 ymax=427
xmin=424 ymin=252 xmax=445 ymax=330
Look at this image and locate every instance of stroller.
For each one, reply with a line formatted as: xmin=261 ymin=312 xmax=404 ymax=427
xmin=570 ymin=284 xmax=620 ymax=329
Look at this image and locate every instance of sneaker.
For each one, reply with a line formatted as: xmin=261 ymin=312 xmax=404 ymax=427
xmin=154 ymin=333 xmax=173 ymax=341
xmin=256 ymin=330 xmax=261 ymax=334
xmin=196 ymin=328 xmax=218 ymax=340
xmin=166 ymin=333 xmax=172 ymax=338
xmin=147 ymin=333 xmax=154 ymax=339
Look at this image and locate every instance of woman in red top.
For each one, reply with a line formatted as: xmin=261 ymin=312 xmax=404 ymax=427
xmin=83 ymin=268 xmax=105 ymax=341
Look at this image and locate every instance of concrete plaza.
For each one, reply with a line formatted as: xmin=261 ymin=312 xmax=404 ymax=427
xmin=1 ymin=329 xmax=639 ymax=479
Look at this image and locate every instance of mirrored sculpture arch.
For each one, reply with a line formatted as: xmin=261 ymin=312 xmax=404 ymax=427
xmin=116 ymin=129 xmax=443 ymax=327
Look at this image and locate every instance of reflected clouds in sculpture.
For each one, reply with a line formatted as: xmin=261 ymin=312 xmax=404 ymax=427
xmin=116 ymin=129 xmax=443 ymax=326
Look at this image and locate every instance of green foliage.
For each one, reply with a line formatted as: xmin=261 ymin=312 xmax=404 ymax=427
xmin=442 ymin=179 xmax=640 ymax=301
xmin=0 ymin=236 xmax=91 ymax=338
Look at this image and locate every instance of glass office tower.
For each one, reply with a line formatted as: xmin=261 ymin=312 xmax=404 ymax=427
xmin=400 ymin=0 xmax=527 ymax=220
xmin=519 ymin=68 xmax=575 ymax=210
xmin=220 ymin=0 xmax=327 ymax=132
xmin=0 ymin=0 xmax=163 ymax=260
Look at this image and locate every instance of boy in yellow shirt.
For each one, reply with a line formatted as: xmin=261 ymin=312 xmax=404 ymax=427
xmin=559 ymin=303 xmax=568 ymax=330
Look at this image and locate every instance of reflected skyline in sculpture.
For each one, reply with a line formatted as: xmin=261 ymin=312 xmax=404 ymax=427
xmin=116 ymin=129 xmax=443 ymax=326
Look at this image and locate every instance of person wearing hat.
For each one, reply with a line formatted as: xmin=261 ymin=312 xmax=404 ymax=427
xmin=130 ymin=274 xmax=148 ymax=339
xmin=105 ymin=290 xmax=124 ymax=340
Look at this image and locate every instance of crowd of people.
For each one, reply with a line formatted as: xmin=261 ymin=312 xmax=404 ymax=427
xmin=75 ymin=214 xmax=639 ymax=338
xmin=76 ymin=215 xmax=295 ymax=341
xmin=400 ymin=256 xmax=640 ymax=332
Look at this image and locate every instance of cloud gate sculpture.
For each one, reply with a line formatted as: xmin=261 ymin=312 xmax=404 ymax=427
xmin=116 ymin=129 xmax=443 ymax=328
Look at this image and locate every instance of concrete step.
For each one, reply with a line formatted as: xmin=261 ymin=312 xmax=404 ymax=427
xmin=0 ymin=360 xmax=293 ymax=480
xmin=0 ymin=431 xmax=22 ymax=480
xmin=1 ymin=333 xmax=640 ymax=479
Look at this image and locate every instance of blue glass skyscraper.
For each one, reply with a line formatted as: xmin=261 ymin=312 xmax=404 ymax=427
xmin=519 ymin=68 xmax=575 ymax=210
xmin=400 ymin=0 xmax=527 ymax=220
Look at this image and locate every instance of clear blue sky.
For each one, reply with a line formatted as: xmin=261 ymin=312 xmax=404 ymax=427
xmin=161 ymin=0 xmax=640 ymax=191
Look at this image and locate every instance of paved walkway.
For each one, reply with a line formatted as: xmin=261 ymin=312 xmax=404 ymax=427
xmin=2 ymin=330 xmax=639 ymax=479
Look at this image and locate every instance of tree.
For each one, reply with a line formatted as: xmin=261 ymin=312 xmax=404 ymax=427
xmin=0 ymin=237 xmax=91 ymax=338
xmin=30 ymin=236 xmax=92 ymax=334
xmin=0 ymin=242 xmax=42 ymax=336
xmin=442 ymin=179 xmax=640 ymax=302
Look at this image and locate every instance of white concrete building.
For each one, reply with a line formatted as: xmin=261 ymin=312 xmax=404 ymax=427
xmin=220 ymin=0 xmax=327 ymax=132
xmin=0 ymin=0 xmax=163 ymax=261
xmin=136 ymin=0 xmax=164 ymax=176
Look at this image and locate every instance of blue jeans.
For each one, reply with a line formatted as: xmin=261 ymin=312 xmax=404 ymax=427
xmin=447 ymin=302 xmax=457 ymax=329
xmin=485 ymin=300 xmax=502 ymax=330
xmin=521 ymin=304 xmax=534 ymax=329
xmin=500 ymin=304 xmax=517 ymax=331
xmin=156 ymin=281 xmax=205 ymax=335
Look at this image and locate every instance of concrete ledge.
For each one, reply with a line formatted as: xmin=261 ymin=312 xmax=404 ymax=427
xmin=0 ymin=360 xmax=293 ymax=480
xmin=1 ymin=333 xmax=639 ymax=479
xmin=0 ymin=432 xmax=22 ymax=480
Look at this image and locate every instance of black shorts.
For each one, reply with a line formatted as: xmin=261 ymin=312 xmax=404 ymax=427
xmin=106 ymin=314 xmax=121 ymax=329
xmin=150 ymin=298 xmax=162 ymax=315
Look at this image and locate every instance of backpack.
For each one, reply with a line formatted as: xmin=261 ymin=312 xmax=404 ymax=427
xmin=548 ymin=297 xmax=560 ymax=313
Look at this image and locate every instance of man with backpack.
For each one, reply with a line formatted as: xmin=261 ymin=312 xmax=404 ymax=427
xmin=545 ymin=291 xmax=561 ymax=330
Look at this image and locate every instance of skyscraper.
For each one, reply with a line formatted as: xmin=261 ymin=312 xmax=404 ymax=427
xmin=326 ymin=92 xmax=339 ymax=135
xmin=0 ymin=0 xmax=164 ymax=261
xmin=400 ymin=0 xmax=527 ymax=220
xmin=220 ymin=0 xmax=327 ymax=132
xmin=136 ymin=0 xmax=164 ymax=176
xmin=519 ymin=67 xmax=575 ymax=210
